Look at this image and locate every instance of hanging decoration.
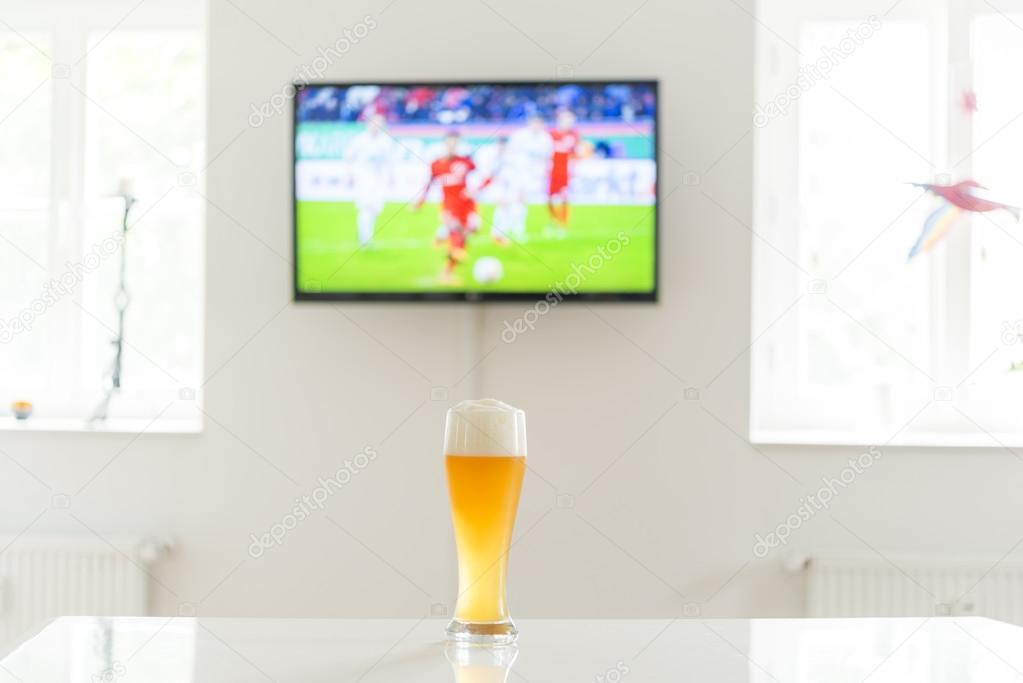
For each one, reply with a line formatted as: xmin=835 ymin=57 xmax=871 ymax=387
xmin=906 ymin=180 xmax=1020 ymax=260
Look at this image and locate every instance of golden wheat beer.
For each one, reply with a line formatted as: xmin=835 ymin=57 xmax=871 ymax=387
xmin=444 ymin=399 xmax=526 ymax=644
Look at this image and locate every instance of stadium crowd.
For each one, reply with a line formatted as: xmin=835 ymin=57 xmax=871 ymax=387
xmin=297 ymin=83 xmax=656 ymax=125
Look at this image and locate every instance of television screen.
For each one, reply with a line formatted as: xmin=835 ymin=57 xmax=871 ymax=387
xmin=293 ymin=80 xmax=658 ymax=301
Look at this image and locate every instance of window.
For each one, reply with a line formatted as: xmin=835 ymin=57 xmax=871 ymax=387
xmin=0 ymin=2 xmax=205 ymax=430
xmin=752 ymin=0 xmax=1023 ymax=445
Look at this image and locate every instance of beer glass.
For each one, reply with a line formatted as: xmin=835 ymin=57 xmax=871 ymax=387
xmin=444 ymin=399 xmax=526 ymax=645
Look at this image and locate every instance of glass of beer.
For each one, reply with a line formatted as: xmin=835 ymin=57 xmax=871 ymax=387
xmin=444 ymin=399 xmax=526 ymax=645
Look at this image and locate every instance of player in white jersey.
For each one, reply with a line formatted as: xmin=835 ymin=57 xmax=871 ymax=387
xmin=509 ymin=114 xmax=553 ymax=201
xmin=480 ymin=137 xmax=525 ymax=244
xmin=345 ymin=114 xmax=398 ymax=246
xmin=482 ymin=116 xmax=552 ymax=244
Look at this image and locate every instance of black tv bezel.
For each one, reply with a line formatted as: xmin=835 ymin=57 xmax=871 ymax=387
xmin=292 ymin=79 xmax=659 ymax=303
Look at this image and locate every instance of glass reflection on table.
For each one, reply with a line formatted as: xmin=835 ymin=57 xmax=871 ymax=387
xmin=445 ymin=644 xmax=517 ymax=683
xmin=5 ymin=616 xmax=1023 ymax=681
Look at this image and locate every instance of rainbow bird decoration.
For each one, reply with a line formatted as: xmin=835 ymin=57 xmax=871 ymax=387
xmin=906 ymin=201 xmax=963 ymax=260
xmin=907 ymin=180 xmax=1020 ymax=260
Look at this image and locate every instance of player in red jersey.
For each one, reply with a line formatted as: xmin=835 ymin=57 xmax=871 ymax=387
xmin=414 ymin=130 xmax=480 ymax=284
xmin=547 ymin=109 xmax=582 ymax=237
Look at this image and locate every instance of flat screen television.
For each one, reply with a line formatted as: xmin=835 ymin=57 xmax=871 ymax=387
xmin=292 ymin=80 xmax=658 ymax=302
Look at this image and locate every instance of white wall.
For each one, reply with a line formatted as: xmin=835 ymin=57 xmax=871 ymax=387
xmin=4 ymin=0 xmax=1022 ymax=621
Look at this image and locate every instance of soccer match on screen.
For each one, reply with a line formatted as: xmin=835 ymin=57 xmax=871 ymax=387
xmin=293 ymin=82 xmax=657 ymax=298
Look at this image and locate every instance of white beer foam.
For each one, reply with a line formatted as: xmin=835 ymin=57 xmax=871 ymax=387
xmin=445 ymin=399 xmax=526 ymax=457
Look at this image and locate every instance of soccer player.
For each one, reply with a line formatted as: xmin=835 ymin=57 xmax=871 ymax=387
xmin=345 ymin=113 xmax=397 ymax=246
xmin=414 ymin=130 xmax=479 ymax=284
xmin=514 ymin=114 xmax=555 ymax=184
xmin=478 ymin=137 xmax=524 ymax=245
xmin=493 ymin=115 xmax=552 ymax=244
xmin=547 ymin=109 xmax=581 ymax=237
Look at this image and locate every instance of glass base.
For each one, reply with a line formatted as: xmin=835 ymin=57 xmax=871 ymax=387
xmin=445 ymin=618 xmax=518 ymax=645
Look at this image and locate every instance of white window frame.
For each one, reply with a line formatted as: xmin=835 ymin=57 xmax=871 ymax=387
xmin=751 ymin=0 xmax=1023 ymax=446
xmin=1 ymin=0 xmax=205 ymax=433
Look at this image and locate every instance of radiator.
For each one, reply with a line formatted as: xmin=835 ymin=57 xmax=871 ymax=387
xmin=799 ymin=553 xmax=1023 ymax=625
xmin=0 ymin=535 xmax=159 ymax=649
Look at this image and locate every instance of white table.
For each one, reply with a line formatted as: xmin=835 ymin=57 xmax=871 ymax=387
xmin=3 ymin=616 xmax=1023 ymax=682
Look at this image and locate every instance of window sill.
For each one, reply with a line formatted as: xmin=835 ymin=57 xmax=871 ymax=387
xmin=751 ymin=429 xmax=1023 ymax=449
xmin=0 ymin=417 xmax=202 ymax=434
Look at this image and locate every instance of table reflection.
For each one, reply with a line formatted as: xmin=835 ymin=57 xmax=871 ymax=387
xmin=5 ymin=616 xmax=1023 ymax=681
xmin=446 ymin=644 xmax=517 ymax=683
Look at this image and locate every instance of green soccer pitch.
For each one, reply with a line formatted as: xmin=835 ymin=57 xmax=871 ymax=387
xmin=295 ymin=201 xmax=655 ymax=295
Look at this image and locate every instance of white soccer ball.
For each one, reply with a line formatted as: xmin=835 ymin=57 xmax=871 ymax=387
xmin=472 ymin=256 xmax=504 ymax=284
